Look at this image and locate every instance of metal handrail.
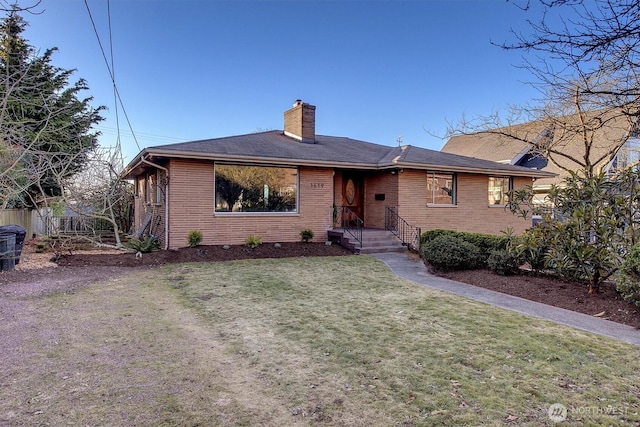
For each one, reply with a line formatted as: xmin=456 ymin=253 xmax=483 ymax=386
xmin=334 ymin=205 xmax=363 ymax=249
xmin=385 ymin=206 xmax=421 ymax=251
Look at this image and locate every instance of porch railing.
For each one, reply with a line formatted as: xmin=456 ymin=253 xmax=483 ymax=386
xmin=334 ymin=205 xmax=363 ymax=249
xmin=385 ymin=206 xmax=421 ymax=251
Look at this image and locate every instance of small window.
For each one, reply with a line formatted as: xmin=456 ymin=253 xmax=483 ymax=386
xmin=142 ymin=171 xmax=163 ymax=205
xmin=135 ymin=177 xmax=142 ymax=198
xmin=144 ymin=175 xmax=151 ymax=204
xmin=488 ymin=176 xmax=512 ymax=205
xmin=427 ymin=172 xmax=456 ymax=205
xmin=155 ymin=170 xmax=163 ymax=205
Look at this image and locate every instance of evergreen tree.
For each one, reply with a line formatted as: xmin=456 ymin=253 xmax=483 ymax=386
xmin=0 ymin=8 xmax=103 ymax=208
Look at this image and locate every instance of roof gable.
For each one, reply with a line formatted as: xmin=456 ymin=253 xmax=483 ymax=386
xmin=442 ymin=109 xmax=633 ymax=180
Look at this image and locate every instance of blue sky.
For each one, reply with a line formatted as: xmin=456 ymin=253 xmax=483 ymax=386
xmin=20 ymin=0 xmax=547 ymax=163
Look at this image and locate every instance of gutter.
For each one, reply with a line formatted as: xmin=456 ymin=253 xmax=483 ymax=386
xmin=390 ymin=161 xmax=557 ymax=179
xmin=138 ymin=149 xmax=381 ymax=170
xmin=138 ymin=148 xmax=555 ymax=179
xmin=140 ymin=155 xmax=170 ymax=250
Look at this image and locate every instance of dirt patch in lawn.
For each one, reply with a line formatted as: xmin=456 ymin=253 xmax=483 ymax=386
xmin=3 ymin=239 xmax=640 ymax=328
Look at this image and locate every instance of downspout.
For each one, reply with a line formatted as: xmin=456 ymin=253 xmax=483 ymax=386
xmin=140 ymin=155 xmax=170 ymax=250
xmin=332 ymin=170 xmax=336 ymax=228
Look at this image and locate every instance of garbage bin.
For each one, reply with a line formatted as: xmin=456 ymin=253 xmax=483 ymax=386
xmin=0 ymin=224 xmax=26 ymax=266
xmin=0 ymin=232 xmax=16 ymax=271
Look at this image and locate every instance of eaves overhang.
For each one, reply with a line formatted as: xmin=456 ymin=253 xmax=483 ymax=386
xmin=380 ymin=160 xmax=557 ymax=179
xmin=122 ymin=148 xmax=383 ymax=178
xmin=123 ymin=148 xmax=557 ymax=180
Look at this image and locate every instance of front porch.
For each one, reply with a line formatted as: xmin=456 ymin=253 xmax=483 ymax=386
xmin=329 ymin=202 xmax=421 ymax=254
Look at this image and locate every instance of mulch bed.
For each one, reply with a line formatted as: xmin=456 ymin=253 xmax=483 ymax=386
xmin=54 ymin=242 xmax=353 ymax=267
xmin=438 ymin=268 xmax=640 ymax=329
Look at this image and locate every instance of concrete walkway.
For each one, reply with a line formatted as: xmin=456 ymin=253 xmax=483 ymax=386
xmin=370 ymin=252 xmax=640 ymax=347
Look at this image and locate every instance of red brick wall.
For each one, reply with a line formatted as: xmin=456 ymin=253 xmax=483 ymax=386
xmin=364 ymin=172 xmax=399 ymax=228
xmin=397 ymin=170 xmax=533 ymax=235
xmin=136 ymin=160 xmax=536 ymax=248
xmin=166 ymin=160 xmax=334 ymax=248
xmin=284 ymin=102 xmax=315 ymax=142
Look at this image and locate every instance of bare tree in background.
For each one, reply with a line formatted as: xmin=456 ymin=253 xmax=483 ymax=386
xmin=465 ymin=0 xmax=640 ymax=293
xmin=0 ymin=7 xmax=135 ymax=250
xmin=0 ymin=1 xmax=41 ymax=13
xmin=449 ymin=0 xmax=640 ymax=177
xmin=57 ymin=145 xmax=133 ymax=248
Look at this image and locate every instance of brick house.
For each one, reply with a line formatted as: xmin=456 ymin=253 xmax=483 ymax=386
xmin=123 ymin=101 xmax=553 ymax=250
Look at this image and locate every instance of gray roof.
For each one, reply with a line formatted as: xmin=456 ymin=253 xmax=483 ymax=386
xmin=124 ymin=130 xmax=554 ymax=178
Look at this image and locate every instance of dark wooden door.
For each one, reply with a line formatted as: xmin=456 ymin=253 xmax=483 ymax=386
xmin=342 ymin=174 xmax=364 ymax=223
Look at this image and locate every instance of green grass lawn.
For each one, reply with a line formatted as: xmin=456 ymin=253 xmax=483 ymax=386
xmin=3 ymin=255 xmax=639 ymax=426
xmin=156 ymin=256 xmax=640 ymax=426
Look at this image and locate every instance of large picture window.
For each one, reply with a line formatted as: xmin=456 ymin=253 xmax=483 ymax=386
xmin=215 ymin=164 xmax=298 ymax=213
xmin=488 ymin=176 xmax=512 ymax=205
xmin=427 ymin=172 xmax=456 ymax=205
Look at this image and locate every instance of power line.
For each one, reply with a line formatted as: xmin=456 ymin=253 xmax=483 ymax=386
xmin=83 ymin=0 xmax=141 ymax=153
xmin=106 ymin=0 xmax=122 ymax=166
xmin=95 ymin=126 xmax=188 ymax=145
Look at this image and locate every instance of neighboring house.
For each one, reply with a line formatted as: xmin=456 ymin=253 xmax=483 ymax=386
xmin=122 ymin=101 xmax=553 ymax=249
xmin=442 ymin=109 xmax=638 ymax=204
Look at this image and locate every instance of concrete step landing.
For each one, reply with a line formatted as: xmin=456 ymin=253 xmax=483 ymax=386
xmin=328 ymin=228 xmax=408 ymax=254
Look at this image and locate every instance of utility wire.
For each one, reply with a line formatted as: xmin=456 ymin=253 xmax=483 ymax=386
xmin=84 ymin=0 xmax=141 ymax=153
xmin=95 ymin=126 xmax=187 ymax=145
xmin=106 ymin=0 xmax=123 ymax=169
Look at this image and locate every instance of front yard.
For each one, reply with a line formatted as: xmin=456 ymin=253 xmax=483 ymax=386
xmin=1 ymin=256 xmax=639 ymax=426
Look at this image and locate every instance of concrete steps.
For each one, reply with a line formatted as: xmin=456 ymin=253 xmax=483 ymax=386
xmin=328 ymin=228 xmax=408 ymax=254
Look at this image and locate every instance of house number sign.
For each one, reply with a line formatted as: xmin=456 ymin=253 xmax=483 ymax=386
xmin=310 ymin=183 xmax=325 ymax=189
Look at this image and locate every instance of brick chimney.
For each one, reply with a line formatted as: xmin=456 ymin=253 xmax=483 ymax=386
xmin=284 ymin=100 xmax=316 ymax=143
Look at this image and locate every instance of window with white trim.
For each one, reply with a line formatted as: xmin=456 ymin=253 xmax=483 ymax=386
xmin=142 ymin=170 xmax=163 ymax=205
xmin=427 ymin=172 xmax=456 ymax=205
xmin=488 ymin=176 xmax=512 ymax=205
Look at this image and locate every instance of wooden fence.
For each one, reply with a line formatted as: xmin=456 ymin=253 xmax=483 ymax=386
xmin=0 ymin=209 xmax=34 ymax=240
xmin=0 ymin=209 xmax=114 ymax=239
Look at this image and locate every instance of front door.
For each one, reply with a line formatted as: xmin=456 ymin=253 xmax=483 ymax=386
xmin=342 ymin=173 xmax=364 ymax=224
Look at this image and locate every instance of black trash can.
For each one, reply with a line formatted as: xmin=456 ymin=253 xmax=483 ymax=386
xmin=0 ymin=232 xmax=16 ymax=271
xmin=0 ymin=224 xmax=26 ymax=265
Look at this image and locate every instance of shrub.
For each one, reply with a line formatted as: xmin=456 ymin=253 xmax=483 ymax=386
xmin=420 ymin=229 xmax=457 ymax=247
xmin=420 ymin=229 xmax=508 ymax=266
xmin=616 ymin=244 xmax=640 ymax=307
xmin=187 ymin=230 xmax=203 ymax=248
xmin=420 ymin=235 xmax=483 ymax=271
xmin=127 ymin=235 xmax=160 ymax=253
xmin=300 ymin=228 xmax=314 ymax=242
xmin=511 ymin=225 xmax=551 ymax=271
xmin=487 ymin=249 xmax=521 ymax=276
xmin=245 ymin=234 xmax=262 ymax=249
xmin=463 ymin=233 xmax=509 ymax=253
